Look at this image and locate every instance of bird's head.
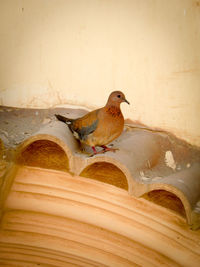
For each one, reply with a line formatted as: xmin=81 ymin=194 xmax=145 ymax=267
xmin=106 ymin=91 xmax=130 ymax=106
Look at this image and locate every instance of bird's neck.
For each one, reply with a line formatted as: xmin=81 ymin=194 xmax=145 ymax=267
xmin=105 ymin=104 xmax=122 ymax=117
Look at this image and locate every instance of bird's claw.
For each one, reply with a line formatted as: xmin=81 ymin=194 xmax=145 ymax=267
xmin=89 ymin=146 xmax=119 ymax=157
xmin=102 ymin=147 xmax=118 ymax=153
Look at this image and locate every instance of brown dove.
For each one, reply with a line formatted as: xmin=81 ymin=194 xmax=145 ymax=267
xmin=55 ymin=91 xmax=129 ymax=155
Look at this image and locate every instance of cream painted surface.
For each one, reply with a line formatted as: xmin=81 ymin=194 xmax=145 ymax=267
xmin=0 ymin=0 xmax=199 ymax=146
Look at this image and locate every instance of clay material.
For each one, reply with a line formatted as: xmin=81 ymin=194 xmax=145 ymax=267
xmin=0 ymin=106 xmax=200 ymax=266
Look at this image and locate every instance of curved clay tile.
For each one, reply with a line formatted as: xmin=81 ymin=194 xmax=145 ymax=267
xmin=0 ymin=108 xmax=200 ymax=266
xmin=11 ymin=120 xmax=200 ymax=230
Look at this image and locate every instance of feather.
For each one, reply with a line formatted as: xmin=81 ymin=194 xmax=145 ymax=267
xmin=55 ymin=91 xmax=129 ymax=155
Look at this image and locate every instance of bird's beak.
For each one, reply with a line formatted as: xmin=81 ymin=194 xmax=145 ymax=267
xmin=124 ymin=98 xmax=130 ymax=105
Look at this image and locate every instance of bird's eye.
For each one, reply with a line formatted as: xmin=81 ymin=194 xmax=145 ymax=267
xmin=117 ymin=94 xmax=121 ymax=98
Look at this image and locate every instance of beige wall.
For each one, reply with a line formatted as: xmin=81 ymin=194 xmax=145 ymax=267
xmin=0 ymin=0 xmax=199 ymax=146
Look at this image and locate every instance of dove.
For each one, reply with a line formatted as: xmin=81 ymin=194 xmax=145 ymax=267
xmin=55 ymin=91 xmax=129 ymax=155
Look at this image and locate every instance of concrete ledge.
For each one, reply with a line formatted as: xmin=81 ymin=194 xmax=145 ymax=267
xmin=0 ymin=107 xmax=200 ymax=266
xmin=10 ymin=120 xmax=200 ymax=230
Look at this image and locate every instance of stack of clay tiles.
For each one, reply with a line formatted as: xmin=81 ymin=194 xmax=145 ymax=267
xmin=0 ymin=107 xmax=200 ymax=266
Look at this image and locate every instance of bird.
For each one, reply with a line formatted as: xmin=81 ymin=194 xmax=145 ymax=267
xmin=55 ymin=91 xmax=129 ymax=155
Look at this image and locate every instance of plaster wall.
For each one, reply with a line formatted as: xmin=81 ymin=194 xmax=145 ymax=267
xmin=0 ymin=0 xmax=199 ymax=146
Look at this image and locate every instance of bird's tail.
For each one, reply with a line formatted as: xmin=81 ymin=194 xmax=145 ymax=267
xmin=55 ymin=114 xmax=72 ymax=125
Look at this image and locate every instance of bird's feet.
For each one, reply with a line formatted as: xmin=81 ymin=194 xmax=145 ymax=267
xmin=90 ymin=145 xmax=118 ymax=156
xmin=101 ymin=145 xmax=118 ymax=153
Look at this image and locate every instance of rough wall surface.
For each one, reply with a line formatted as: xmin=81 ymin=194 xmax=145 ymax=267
xmin=0 ymin=0 xmax=200 ymax=146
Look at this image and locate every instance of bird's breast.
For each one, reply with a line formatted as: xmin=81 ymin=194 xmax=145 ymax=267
xmin=105 ymin=106 xmax=122 ymax=117
xmin=104 ymin=106 xmax=124 ymax=130
xmin=86 ymin=106 xmax=124 ymax=146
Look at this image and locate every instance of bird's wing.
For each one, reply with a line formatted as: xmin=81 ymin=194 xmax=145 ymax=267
xmin=71 ymin=109 xmax=100 ymax=141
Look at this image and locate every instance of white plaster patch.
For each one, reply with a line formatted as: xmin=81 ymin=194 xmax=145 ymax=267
xmin=186 ymin=163 xmax=191 ymax=168
xmin=194 ymin=201 xmax=200 ymax=213
xmin=140 ymin=171 xmax=145 ymax=177
xmin=152 ymin=176 xmax=163 ymax=181
xmin=165 ymin=150 xmax=176 ymax=170
xmin=140 ymin=171 xmax=151 ymax=181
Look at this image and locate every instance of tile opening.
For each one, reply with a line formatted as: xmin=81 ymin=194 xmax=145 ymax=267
xmin=80 ymin=162 xmax=128 ymax=190
xmin=142 ymin=189 xmax=186 ymax=217
xmin=17 ymin=140 xmax=69 ymax=171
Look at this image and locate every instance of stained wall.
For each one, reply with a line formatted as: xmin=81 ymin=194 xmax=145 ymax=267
xmin=0 ymin=0 xmax=199 ymax=146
